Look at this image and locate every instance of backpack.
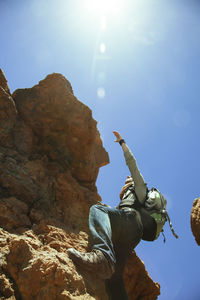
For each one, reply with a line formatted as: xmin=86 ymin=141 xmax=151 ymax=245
xmin=144 ymin=188 xmax=178 ymax=242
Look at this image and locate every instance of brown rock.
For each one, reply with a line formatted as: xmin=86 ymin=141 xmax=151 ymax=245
xmin=0 ymin=197 xmax=31 ymax=231
xmin=0 ymin=69 xmax=17 ymax=148
xmin=0 ymin=71 xmax=160 ymax=299
xmin=0 ymin=69 xmax=11 ymax=95
xmin=124 ymin=252 xmax=160 ymax=300
xmin=12 ymin=73 xmax=108 ymax=184
xmin=191 ymin=197 xmax=200 ymax=245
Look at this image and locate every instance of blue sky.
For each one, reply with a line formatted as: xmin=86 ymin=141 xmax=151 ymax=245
xmin=1 ymin=0 xmax=200 ymax=299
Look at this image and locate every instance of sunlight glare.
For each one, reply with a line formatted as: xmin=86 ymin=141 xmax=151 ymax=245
xmin=97 ymin=87 xmax=106 ymax=99
xmin=100 ymin=43 xmax=106 ymax=53
xmin=85 ymin=0 xmax=123 ymax=16
xmin=100 ymin=16 xmax=107 ymax=31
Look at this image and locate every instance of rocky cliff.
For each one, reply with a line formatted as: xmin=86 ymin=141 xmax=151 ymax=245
xmin=191 ymin=198 xmax=200 ymax=245
xmin=0 ymin=69 xmax=160 ymax=300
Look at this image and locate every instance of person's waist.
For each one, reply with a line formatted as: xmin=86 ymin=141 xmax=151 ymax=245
xmin=118 ymin=205 xmax=136 ymax=211
xmin=119 ymin=206 xmax=143 ymax=231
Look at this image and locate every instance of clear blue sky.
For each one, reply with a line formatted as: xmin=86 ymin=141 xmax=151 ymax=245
xmin=1 ymin=0 xmax=200 ymax=299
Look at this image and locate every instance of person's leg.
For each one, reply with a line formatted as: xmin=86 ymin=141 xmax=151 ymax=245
xmin=110 ymin=208 xmax=143 ymax=257
xmin=105 ymin=276 xmax=128 ymax=300
xmin=89 ymin=204 xmax=117 ymax=265
xmin=68 ymin=205 xmax=143 ymax=284
xmin=105 ymin=260 xmax=128 ymax=300
xmin=67 ymin=204 xmax=118 ymax=279
xmin=105 ymin=208 xmax=143 ymax=300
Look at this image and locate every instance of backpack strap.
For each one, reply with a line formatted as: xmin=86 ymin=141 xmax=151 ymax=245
xmin=161 ymin=230 xmax=166 ymax=243
xmin=166 ymin=212 xmax=179 ymax=239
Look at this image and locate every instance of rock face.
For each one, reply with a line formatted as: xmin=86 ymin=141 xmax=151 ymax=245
xmin=0 ymin=69 xmax=160 ymax=300
xmin=191 ymin=198 xmax=200 ymax=245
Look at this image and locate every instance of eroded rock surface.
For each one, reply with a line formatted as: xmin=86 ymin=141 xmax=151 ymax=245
xmin=0 ymin=69 xmax=160 ymax=299
xmin=191 ymin=197 xmax=200 ymax=245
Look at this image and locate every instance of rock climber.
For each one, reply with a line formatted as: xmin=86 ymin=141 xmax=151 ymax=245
xmin=68 ymin=130 xmax=178 ymax=299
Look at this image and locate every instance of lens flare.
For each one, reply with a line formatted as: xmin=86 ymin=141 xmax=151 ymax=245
xmin=97 ymin=87 xmax=106 ymax=99
xmin=100 ymin=43 xmax=106 ymax=53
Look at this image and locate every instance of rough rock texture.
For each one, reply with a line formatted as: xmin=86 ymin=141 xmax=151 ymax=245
xmin=191 ymin=197 xmax=200 ymax=245
xmin=0 ymin=69 xmax=160 ymax=299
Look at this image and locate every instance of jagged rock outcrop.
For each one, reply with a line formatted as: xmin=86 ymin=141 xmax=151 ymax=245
xmin=191 ymin=198 xmax=200 ymax=245
xmin=0 ymin=69 xmax=160 ymax=299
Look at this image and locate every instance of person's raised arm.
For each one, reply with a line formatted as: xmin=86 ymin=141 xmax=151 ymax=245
xmin=113 ymin=131 xmax=147 ymax=204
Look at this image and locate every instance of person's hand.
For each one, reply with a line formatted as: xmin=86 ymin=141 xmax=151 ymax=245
xmin=120 ymin=176 xmax=133 ymax=199
xmin=113 ymin=131 xmax=123 ymax=142
xmin=125 ymin=176 xmax=133 ymax=184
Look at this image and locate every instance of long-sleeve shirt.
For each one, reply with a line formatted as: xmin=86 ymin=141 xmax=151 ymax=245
xmin=123 ymin=145 xmax=147 ymax=205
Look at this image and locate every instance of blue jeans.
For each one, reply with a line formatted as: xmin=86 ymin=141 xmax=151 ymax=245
xmin=89 ymin=204 xmax=143 ymax=300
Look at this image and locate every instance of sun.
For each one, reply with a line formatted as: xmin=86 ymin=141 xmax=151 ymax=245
xmin=85 ymin=0 xmax=123 ymax=16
